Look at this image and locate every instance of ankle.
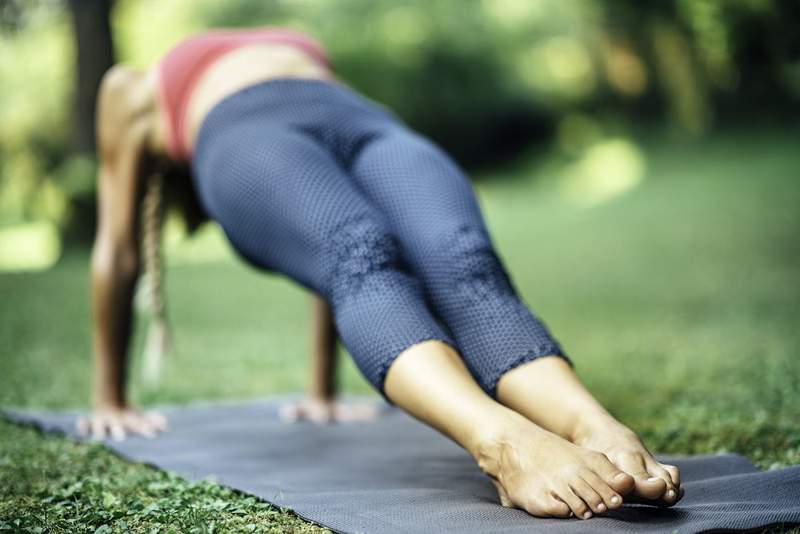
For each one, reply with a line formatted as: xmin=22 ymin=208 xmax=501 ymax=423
xmin=569 ymin=411 xmax=628 ymax=444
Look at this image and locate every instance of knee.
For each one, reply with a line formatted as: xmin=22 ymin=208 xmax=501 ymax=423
xmin=434 ymin=224 xmax=515 ymax=301
xmin=322 ymin=214 xmax=410 ymax=308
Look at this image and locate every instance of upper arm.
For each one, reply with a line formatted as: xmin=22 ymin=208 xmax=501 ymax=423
xmin=92 ymin=66 xmax=153 ymax=273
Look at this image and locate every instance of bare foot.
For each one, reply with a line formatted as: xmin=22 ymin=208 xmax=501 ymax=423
xmin=474 ymin=413 xmax=635 ymax=519
xmin=495 ymin=356 xmax=682 ymax=507
xmin=572 ymin=418 xmax=682 ymax=506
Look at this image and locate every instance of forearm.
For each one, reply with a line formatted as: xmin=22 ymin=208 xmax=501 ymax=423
xmin=90 ymin=243 xmax=139 ymax=407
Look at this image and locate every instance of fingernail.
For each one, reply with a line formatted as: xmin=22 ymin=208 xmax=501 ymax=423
xmin=611 ymin=495 xmax=621 ymax=505
xmin=615 ymin=473 xmax=628 ymax=480
xmin=648 ymin=477 xmax=660 ymax=482
xmin=583 ymin=511 xmax=592 ymax=519
xmin=597 ymin=503 xmax=606 ymax=512
xmin=667 ymin=489 xmax=676 ymax=500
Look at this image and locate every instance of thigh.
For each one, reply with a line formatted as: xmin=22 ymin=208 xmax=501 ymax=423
xmin=192 ymin=120 xmax=393 ymax=294
xmin=348 ymin=125 xmax=491 ymax=264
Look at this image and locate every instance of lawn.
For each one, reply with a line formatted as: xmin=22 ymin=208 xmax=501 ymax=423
xmin=1 ymin=128 xmax=799 ymax=532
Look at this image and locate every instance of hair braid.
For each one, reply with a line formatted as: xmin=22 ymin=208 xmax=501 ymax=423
xmin=140 ymin=166 xmax=171 ymax=384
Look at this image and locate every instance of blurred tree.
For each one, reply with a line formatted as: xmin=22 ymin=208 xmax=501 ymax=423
xmin=0 ymin=0 xmax=24 ymax=32
xmin=67 ymin=0 xmax=115 ymax=154
xmin=1 ymin=0 xmax=798 ymax=250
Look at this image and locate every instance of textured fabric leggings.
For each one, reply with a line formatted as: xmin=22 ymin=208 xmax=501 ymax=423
xmin=192 ymin=78 xmax=567 ymax=397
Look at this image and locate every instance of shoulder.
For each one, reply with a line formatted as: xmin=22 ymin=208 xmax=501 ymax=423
xmin=97 ymin=64 xmax=158 ymax=159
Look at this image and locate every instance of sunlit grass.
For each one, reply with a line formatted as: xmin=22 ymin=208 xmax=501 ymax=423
xmin=559 ymin=138 xmax=645 ymax=206
xmin=0 ymin=221 xmax=62 ymax=272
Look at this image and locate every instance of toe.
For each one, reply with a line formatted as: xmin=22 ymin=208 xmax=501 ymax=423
xmin=609 ymin=471 xmax=636 ymax=495
xmin=663 ymin=463 xmax=681 ymax=487
xmin=636 ymin=474 xmax=668 ymax=500
xmin=588 ymin=451 xmax=635 ymax=494
xmin=555 ymin=486 xmax=592 ymax=520
xmin=647 ymin=462 xmax=679 ymax=504
xmin=543 ymin=498 xmax=572 ymax=518
xmin=618 ymin=453 xmax=667 ymax=500
xmin=570 ymin=476 xmax=606 ymax=514
xmin=582 ymin=470 xmax=622 ymax=510
xmin=524 ymin=495 xmax=571 ymax=518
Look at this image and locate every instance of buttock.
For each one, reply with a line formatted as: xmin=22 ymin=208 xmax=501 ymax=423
xmin=192 ymin=77 xmax=402 ymax=174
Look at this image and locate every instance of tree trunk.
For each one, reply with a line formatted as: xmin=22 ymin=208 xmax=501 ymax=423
xmin=67 ymin=0 xmax=115 ymax=154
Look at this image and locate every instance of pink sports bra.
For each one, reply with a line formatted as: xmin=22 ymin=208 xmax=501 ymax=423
xmin=156 ymin=27 xmax=332 ymax=161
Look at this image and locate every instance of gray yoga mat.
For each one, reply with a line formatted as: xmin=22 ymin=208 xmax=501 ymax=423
xmin=6 ymin=396 xmax=800 ymax=534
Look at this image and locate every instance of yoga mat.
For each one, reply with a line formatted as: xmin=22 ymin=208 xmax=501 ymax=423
xmin=6 ymin=397 xmax=800 ymax=534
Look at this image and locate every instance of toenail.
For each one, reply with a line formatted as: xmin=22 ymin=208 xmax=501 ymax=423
xmin=597 ymin=503 xmax=606 ymax=512
xmin=611 ymin=495 xmax=621 ymax=505
xmin=583 ymin=511 xmax=592 ymax=519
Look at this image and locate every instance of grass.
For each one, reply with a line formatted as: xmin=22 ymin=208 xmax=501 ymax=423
xmin=1 ymin=128 xmax=799 ymax=532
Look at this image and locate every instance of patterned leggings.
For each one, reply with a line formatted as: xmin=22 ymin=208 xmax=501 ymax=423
xmin=192 ymin=78 xmax=567 ymax=397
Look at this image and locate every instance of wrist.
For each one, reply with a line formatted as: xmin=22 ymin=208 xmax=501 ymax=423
xmin=93 ymin=388 xmax=127 ymax=410
xmin=306 ymin=386 xmax=334 ymax=401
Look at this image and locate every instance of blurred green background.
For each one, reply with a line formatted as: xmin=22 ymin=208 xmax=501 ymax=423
xmin=1 ymin=1 xmax=799 ymax=532
xmin=2 ymin=0 xmax=799 ymax=255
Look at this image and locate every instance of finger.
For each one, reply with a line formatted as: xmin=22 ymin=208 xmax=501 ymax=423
xmin=309 ymin=404 xmax=333 ymax=424
xmin=123 ymin=414 xmax=156 ymax=438
xmin=582 ymin=470 xmax=622 ymax=510
xmin=555 ymin=486 xmax=592 ymax=520
xmin=91 ymin=418 xmax=107 ymax=441
xmin=570 ymin=477 xmax=606 ymax=514
xmin=146 ymin=412 xmax=169 ymax=431
xmin=109 ymin=420 xmax=126 ymax=442
xmin=76 ymin=417 xmax=90 ymax=437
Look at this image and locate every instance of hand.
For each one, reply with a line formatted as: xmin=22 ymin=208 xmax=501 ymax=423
xmin=76 ymin=404 xmax=168 ymax=441
xmin=279 ymin=396 xmax=380 ymax=424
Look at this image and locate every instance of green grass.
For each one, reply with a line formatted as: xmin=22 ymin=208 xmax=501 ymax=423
xmin=2 ymin=128 xmax=799 ymax=532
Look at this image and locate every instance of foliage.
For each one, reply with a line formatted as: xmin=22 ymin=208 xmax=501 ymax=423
xmin=0 ymin=0 xmax=799 ymax=247
xmin=0 ymin=419 xmax=329 ymax=533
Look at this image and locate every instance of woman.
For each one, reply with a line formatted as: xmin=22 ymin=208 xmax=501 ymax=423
xmin=83 ymin=26 xmax=682 ymax=519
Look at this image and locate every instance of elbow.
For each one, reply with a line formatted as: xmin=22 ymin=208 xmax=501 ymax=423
xmin=91 ymin=241 xmax=140 ymax=281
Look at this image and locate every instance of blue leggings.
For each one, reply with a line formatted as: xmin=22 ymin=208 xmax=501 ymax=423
xmin=192 ymin=78 xmax=567 ymax=397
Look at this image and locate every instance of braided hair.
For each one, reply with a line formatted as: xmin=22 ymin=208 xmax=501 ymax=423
xmin=137 ymin=159 xmax=207 ymax=384
xmin=139 ymin=166 xmax=169 ymax=384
